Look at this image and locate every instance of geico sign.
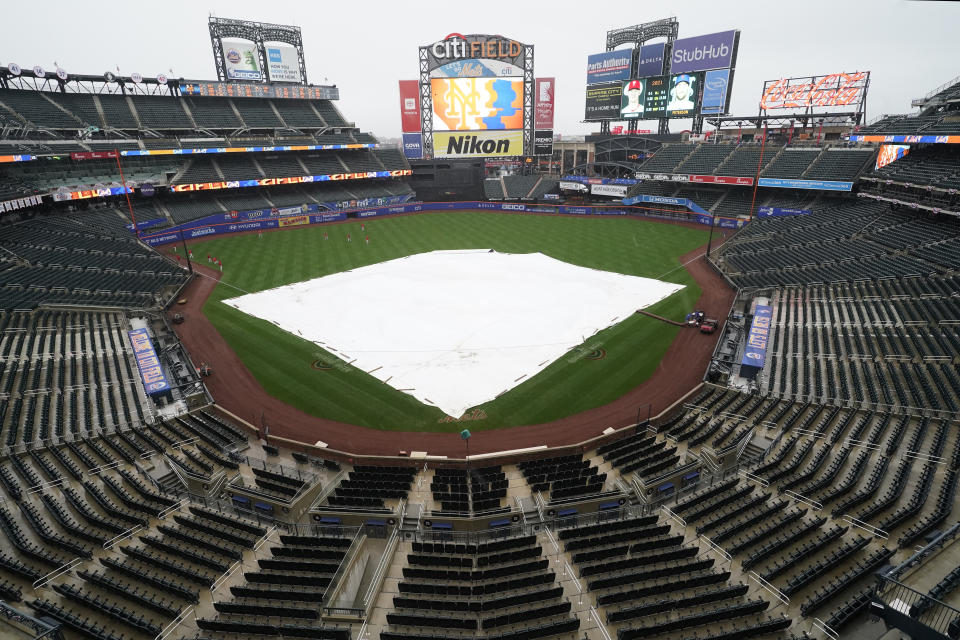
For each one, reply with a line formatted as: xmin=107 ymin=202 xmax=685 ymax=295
xmin=760 ymin=72 xmax=869 ymax=110
xmin=431 ymin=34 xmax=522 ymax=61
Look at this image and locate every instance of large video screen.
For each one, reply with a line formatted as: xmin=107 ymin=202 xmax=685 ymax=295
xmin=643 ymin=76 xmax=669 ymax=118
xmin=876 ymin=144 xmax=910 ymax=170
xmin=620 ymin=79 xmax=646 ymax=119
xmin=666 ymin=73 xmax=700 ymax=118
xmin=585 ymin=81 xmax=622 ymax=120
xmin=431 ymin=77 xmax=524 ymax=131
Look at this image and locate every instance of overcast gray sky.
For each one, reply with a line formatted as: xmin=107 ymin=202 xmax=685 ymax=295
xmin=5 ymin=0 xmax=958 ymax=137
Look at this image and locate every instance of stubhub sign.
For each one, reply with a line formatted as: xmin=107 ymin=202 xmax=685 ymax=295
xmin=671 ymin=30 xmax=737 ymax=74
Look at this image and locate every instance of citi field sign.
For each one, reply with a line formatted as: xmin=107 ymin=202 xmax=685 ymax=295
xmin=426 ymin=33 xmax=526 ymax=70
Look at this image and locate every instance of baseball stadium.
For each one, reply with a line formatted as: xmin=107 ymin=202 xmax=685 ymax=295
xmin=1 ymin=6 xmax=960 ymax=640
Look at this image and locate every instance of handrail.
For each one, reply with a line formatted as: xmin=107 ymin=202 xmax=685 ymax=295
xmin=33 ymin=557 xmax=84 ymax=589
xmin=154 ymin=606 xmax=194 ymax=640
xmin=211 ymin=560 xmax=241 ymax=593
xmin=699 ymin=534 xmax=732 ymax=563
xmin=323 ymin=527 xmax=366 ymax=607
xmin=158 ymin=498 xmax=186 ymax=519
xmin=103 ymin=524 xmax=143 ymax=550
xmin=841 ymin=515 xmax=888 ymax=540
xmin=363 ymin=525 xmax=399 ymax=613
xmin=810 ymin=617 xmax=840 ymax=640
xmin=738 ymin=469 xmax=770 ymax=488
xmin=660 ymin=505 xmax=687 ymax=529
xmin=543 ymin=525 xmax=559 ymax=554
xmin=591 ymin=606 xmax=613 ymax=640
xmin=748 ymin=570 xmax=790 ymax=606
xmin=783 ymin=489 xmax=822 ymax=511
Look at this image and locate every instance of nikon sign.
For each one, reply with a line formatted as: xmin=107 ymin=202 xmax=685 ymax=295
xmin=434 ymin=130 xmax=524 ymax=158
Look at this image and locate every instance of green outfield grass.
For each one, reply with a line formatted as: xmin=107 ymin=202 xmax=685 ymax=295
xmin=186 ymin=212 xmax=709 ymax=432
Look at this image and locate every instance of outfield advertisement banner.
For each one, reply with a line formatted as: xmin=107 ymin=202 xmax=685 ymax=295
xmin=561 ymin=175 xmax=638 ymax=186
xmin=757 ymin=177 xmax=853 ymax=191
xmin=742 ymin=305 xmax=773 ymax=369
xmin=128 ymin=328 xmax=171 ymax=395
xmin=434 ymin=130 xmax=524 ymax=158
xmin=591 ymin=184 xmax=629 ymax=197
xmin=52 ymin=186 xmax=132 ymax=202
xmin=141 ymin=200 xmax=743 ymax=245
xmin=757 ymin=206 xmax=811 ymax=218
xmin=0 ymin=154 xmax=36 ymax=163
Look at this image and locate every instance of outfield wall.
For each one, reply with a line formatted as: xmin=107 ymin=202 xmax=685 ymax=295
xmin=141 ymin=200 xmax=746 ymax=246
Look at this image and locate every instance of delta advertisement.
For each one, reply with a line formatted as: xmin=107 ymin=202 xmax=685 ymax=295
xmin=636 ymin=42 xmax=665 ymax=78
xmin=398 ymin=80 xmax=421 ymax=133
xmin=431 ymin=78 xmax=524 ymax=131
xmin=586 ymin=49 xmax=633 ymax=84
xmin=741 ymin=305 xmax=773 ymax=369
xmin=670 ymin=30 xmax=738 ymax=74
xmin=265 ymin=44 xmax=301 ymax=83
xmin=221 ymin=39 xmax=262 ymax=81
xmin=128 ymin=328 xmax=171 ymax=395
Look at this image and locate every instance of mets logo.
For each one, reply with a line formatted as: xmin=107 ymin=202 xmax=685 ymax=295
xmin=226 ymin=49 xmax=242 ymax=64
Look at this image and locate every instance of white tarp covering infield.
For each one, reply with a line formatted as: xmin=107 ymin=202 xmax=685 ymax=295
xmin=224 ymin=250 xmax=684 ymax=417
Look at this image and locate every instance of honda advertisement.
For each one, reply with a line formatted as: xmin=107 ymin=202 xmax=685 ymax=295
xmin=402 ymin=133 xmax=423 ymax=159
xmin=586 ymin=49 xmax=633 ymax=84
xmin=670 ymin=30 xmax=738 ymax=74
xmin=398 ymin=80 xmax=422 ymax=133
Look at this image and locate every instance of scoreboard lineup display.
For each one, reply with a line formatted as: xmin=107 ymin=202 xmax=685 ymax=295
xmin=643 ymin=76 xmax=668 ymax=117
